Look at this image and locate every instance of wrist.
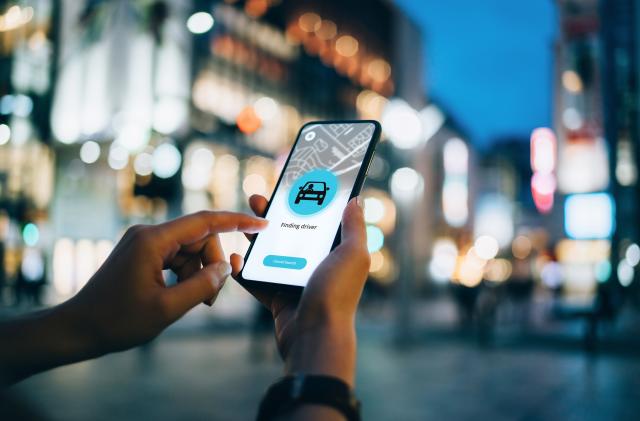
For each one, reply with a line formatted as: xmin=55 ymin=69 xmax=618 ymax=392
xmin=51 ymin=299 xmax=107 ymax=361
xmin=285 ymin=323 xmax=357 ymax=387
xmin=0 ymin=302 xmax=100 ymax=384
xmin=48 ymin=301 xmax=100 ymax=362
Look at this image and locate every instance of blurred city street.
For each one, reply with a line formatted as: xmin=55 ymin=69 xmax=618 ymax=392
xmin=5 ymin=316 xmax=640 ymax=421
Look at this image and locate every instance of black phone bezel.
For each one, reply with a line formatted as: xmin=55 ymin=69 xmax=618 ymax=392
xmin=237 ymin=119 xmax=382 ymax=295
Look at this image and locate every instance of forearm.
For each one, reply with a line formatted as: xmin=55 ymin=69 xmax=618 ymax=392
xmin=279 ymin=324 xmax=357 ymax=421
xmin=0 ymin=302 xmax=94 ymax=385
xmin=285 ymin=325 xmax=357 ymax=386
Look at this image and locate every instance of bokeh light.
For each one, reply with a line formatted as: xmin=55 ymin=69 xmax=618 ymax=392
xmin=366 ymin=225 xmax=384 ymax=253
xmin=474 ymin=235 xmax=499 ymax=260
xmin=0 ymin=124 xmax=11 ymax=145
xmin=381 ymin=99 xmax=423 ymax=149
xmin=187 ymin=12 xmax=214 ymax=34
xmin=152 ymin=143 xmax=182 ymax=179
xmin=134 ymin=152 xmax=154 ymax=176
xmin=22 ymin=223 xmax=39 ymax=247
xmin=80 ymin=141 xmax=101 ymax=164
xmin=390 ymin=167 xmax=423 ymax=202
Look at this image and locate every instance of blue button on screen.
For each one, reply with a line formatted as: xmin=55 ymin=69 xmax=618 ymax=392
xmin=263 ymin=255 xmax=307 ymax=270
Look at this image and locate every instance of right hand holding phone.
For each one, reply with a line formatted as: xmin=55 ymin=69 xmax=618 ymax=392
xmin=231 ymin=195 xmax=370 ymax=386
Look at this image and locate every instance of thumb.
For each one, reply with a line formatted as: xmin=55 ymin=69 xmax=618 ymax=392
xmin=340 ymin=197 xmax=367 ymax=248
xmin=162 ymin=261 xmax=231 ymax=322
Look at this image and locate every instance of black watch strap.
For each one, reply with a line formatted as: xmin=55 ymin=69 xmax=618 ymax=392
xmin=257 ymin=374 xmax=361 ymax=421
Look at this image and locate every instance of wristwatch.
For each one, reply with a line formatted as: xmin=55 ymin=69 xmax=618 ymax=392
xmin=256 ymin=374 xmax=361 ymax=421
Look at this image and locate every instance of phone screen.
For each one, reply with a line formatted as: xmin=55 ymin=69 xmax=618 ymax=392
xmin=242 ymin=121 xmax=378 ymax=287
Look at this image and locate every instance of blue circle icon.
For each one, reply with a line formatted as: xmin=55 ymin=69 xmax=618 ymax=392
xmin=288 ymin=169 xmax=339 ymax=216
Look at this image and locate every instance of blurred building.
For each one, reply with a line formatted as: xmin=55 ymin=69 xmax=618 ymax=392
xmin=540 ymin=0 xmax=640 ymax=326
xmin=600 ymin=0 xmax=640 ymax=305
xmin=0 ymin=1 xmax=56 ymax=305
xmin=0 ymin=0 xmax=432 ymax=319
xmin=551 ymin=0 xmax=615 ymax=305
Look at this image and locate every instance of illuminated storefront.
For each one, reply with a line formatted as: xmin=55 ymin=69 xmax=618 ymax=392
xmin=0 ymin=0 xmax=428 ymax=317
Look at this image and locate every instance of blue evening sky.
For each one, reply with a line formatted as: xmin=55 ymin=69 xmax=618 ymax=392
xmin=395 ymin=0 xmax=558 ymax=148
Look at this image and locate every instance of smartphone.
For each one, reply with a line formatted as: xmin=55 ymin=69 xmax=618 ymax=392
xmin=239 ymin=120 xmax=381 ymax=291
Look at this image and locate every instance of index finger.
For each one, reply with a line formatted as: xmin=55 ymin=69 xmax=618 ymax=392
xmin=244 ymin=195 xmax=268 ymax=242
xmin=158 ymin=211 xmax=268 ymax=247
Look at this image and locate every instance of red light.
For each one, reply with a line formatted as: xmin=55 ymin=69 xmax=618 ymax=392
xmin=532 ymin=188 xmax=554 ymax=214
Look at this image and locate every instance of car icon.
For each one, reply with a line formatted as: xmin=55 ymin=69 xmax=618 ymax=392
xmin=295 ymin=181 xmax=330 ymax=206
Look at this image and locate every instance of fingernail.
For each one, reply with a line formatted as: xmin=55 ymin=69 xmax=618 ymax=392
xmin=355 ymin=196 xmax=364 ymax=209
xmin=253 ymin=217 xmax=268 ymax=226
xmin=214 ymin=261 xmax=232 ymax=278
xmin=210 ymin=261 xmax=231 ymax=288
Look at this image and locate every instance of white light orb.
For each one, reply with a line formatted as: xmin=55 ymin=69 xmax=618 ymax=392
xmin=254 ymin=97 xmax=279 ymax=121
xmin=625 ymin=243 xmax=640 ymax=267
xmin=115 ymin=123 xmax=150 ymax=153
xmin=187 ymin=12 xmax=214 ymax=34
xmin=191 ymin=147 xmax=215 ymax=169
xmin=617 ymin=260 xmax=634 ymax=287
xmin=0 ymin=124 xmax=10 ymax=145
xmin=364 ymin=197 xmax=385 ymax=223
xmin=428 ymin=238 xmax=458 ymax=283
xmin=153 ymin=97 xmax=188 ymax=134
xmin=419 ymin=104 xmax=445 ymax=143
xmin=182 ymin=147 xmax=215 ymax=191
xmin=242 ymin=173 xmax=268 ymax=196
xmin=108 ymin=145 xmax=129 ymax=170
xmin=390 ymin=167 xmax=423 ymax=202
xmin=443 ymin=137 xmax=468 ymax=175
xmin=152 ymin=143 xmax=182 ymax=179
xmin=13 ymin=94 xmax=33 ymax=117
xmin=474 ymin=235 xmax=500 ymax=260
xmin=134 ymin=152 xmax=154 ymax=176
xmin=381 ymin=99 xmax=423 ymax=149
xmin=79 ymin=141 xmax=101 ymax=164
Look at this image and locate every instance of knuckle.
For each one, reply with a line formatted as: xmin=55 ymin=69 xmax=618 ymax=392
xmin=124 ymin=224 xmax=155 ymax=244
xmin=124 ymin=224 xmax=143 ymax=238
xmin=134 ymin=226 xmax=155 ymax=244
xmin=194 ymin=210 xmax=210 ymax=219
xmin=196 ymin=210 xmax=220 ymax=225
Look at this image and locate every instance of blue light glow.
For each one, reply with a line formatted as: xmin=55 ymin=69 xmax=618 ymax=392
xmin=564 ymin=193 xmax=614 ymax=240
xmin=22 ymin=223 xmax=40 ymax=247
xmin=366 ymin=225 xmax=384 ymax=253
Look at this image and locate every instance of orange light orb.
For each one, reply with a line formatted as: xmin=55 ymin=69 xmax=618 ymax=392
xmin=237 ymin=106 xmax=261 ymax=134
